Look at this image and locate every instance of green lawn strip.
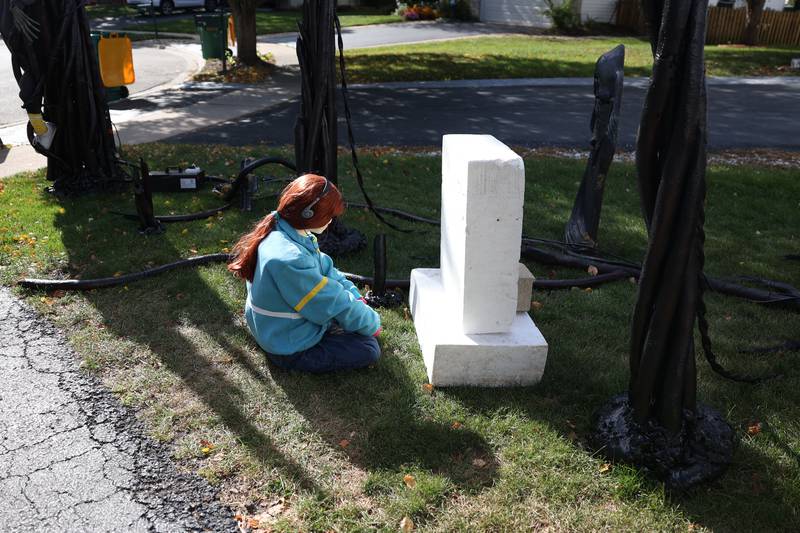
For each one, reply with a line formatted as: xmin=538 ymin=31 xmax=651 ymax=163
xmin=124 ymin=10 xmax=402 ymax=35
xmin=342 ymin=35 xmax=800 ymax=83
xmin=1 ymin=144 xmax=799 ymax=531
xmin=86 ymin=4 xmax=139 ymax=19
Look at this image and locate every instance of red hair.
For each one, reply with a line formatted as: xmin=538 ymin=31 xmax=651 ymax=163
xmin=228 ymin=174 xmax=345 ymax=281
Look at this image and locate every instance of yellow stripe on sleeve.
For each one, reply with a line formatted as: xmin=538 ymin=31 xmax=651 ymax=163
xmin=294 ymin=277 xmax=328 ymax=311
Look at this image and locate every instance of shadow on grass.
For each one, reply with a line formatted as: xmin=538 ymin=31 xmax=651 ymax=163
xmin=270 ymin=344 xmax=500 ymax=493
xmin=52 ymin=195 xmax=328 ymax=499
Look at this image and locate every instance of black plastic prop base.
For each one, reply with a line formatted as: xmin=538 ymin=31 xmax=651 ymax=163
xmin=317 ymin=219 xmax=366 ymax=256
xmin=363 ymin=290 xmax=404 ymax=309
xmin=591 ymin=394 xmax=734 ymax=491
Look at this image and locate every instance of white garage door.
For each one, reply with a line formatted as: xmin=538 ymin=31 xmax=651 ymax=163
xmin=480 ymin=0 xmax=551 ymax=27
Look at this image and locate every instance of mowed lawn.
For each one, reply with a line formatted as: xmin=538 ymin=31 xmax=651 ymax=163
xmin=342 ymin=35 xmax=800 ymax=83
xmin=126 ymin=9 xmax=402 ymax=35
xmin=1 ymin=144 xmax=799 ymax=531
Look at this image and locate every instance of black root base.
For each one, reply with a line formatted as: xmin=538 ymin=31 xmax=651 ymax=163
xmin=591 ymin=394 xmax=734 ymax=491
xmin=317 ymin=221 xmax=366 ymax=257
xmin=363 ymin=289 xmax=404 ymax=309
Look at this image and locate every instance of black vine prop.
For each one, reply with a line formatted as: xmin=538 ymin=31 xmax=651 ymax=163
xmin=564 ymin=45 xmax=625 ymax=248
xmin=592 ymin=0 xmax=735 ymax=491
xmin=1 ymin=0 xmax=120 ymax=194
xmin=293 ymin=0 xmax=364 ymax=255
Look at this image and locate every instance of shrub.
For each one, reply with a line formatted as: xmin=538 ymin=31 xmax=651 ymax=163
xmin=544 ymin=0 xmax=582 ymax=32
xmin=397 ymin=2 xmax=439 ymax=20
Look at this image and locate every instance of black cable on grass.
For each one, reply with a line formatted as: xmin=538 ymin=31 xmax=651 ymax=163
xmin=334 ymin=16 xmax=411 ymax=233
xmin=19 ymin=254 xmax=230 ymax=291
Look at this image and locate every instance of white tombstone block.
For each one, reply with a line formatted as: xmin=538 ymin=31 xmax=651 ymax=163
xmin=517 ymin=263 xmax=535 ymax=313
xmin=410 ymin=269 xmax=548 ymax=387
xmin=440 ymin=134 xmax=525 ymax=335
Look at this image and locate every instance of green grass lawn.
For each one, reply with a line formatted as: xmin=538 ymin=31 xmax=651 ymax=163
xmin=86 ymin=4 xmax=139 ymax=19
xmin=126 ymin=9 xmax=402 ymax=35
xmin=342 ymin=35 xmax=800 ymax=83
xmin=1 ymin=145 xmax=799 ymax=531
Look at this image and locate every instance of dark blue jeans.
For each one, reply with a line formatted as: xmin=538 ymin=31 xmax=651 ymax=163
xmin=267 ymin=330 xmax=381 ymax=374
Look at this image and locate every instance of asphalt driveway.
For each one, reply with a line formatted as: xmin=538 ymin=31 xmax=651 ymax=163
xmin=167 ymin=79 xmax=800 ymax=150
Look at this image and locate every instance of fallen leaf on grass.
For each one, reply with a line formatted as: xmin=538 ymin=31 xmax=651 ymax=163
xmin=339 ymin=439 xmax=350 ymax=448
xmin=747 ymin=422 xmax=762 ymax=436
xmin=451 ymin=421 xmax=463 ymax=430
xmin=403 ymin=474 xmax=416 ymax=488
xmin=584 ymin=287 xmax=593 ymax=294
xmin=400 ymin=517 xmax=414 ymax=532
xmin=599 ymin=463 xmax=611 ymax=473
xmin=422 ymin=383 xmax=434 ymax=393
xmin=531 ymin=301 xmax=544 ymax=312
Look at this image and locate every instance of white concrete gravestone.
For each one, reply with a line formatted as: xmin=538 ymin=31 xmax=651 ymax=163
xmin=410 ymin=134 xmax=548 ymax=387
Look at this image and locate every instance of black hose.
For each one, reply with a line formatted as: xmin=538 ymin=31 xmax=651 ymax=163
xmin=222 ymin=156 xmax=297 ymax=202
xmin=19 ymin=254 xmax=230 ymax=291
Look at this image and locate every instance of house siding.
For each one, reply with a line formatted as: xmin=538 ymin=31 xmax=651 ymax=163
xmin=579 ymin=0 xmax=617 ymax=23
xmin=708 ymin=0 xmax=787 ymax=9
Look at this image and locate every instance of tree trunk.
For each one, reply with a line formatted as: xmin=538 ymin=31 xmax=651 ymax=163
xmin=229 ymin=0 xmax=259 ymax=65
xmin=744 ymin=0 xmax=766 ymax=46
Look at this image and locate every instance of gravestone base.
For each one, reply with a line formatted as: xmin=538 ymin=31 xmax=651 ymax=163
xmin=410 ymin=269 xmax=548 ymax=387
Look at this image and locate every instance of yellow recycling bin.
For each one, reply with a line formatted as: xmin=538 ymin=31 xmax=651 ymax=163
xmin=98 ymin=33 xmax=135 ymax=88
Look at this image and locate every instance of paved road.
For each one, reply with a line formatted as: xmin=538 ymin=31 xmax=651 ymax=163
xmin=0 ymin=41 xmax=200 ymax=127
xmin=260 ymin=21 xmax=523 ymax=49
xmin=168 ymin=80 xmax=800 ymax=150
xmin=0 ymin=289 xmax=235 ymax=531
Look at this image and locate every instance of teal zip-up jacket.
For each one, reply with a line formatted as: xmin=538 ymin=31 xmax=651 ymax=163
xmin=245 ymin=213 xmax=381 ymax=356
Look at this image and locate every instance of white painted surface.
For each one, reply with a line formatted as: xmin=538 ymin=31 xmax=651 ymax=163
xmin=480 ymin=0 xmax=551 ymax=27
xmin=440 ymin=134 xmax=525 ymax=334
xmin=410 ymin=269 xmax=549 ymax=386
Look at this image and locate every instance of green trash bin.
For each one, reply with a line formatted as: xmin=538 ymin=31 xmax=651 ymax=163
xmin=195 ymin=12 xmax=228 ymax=60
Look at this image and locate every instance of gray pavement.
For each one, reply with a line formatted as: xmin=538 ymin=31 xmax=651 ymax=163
xmin=168 ymin=79 xmax=800 ymax=150
xmin=0 ymin=40 xmax=201 ymax=127
xmin=0 ymin=288 xmax=236 ymax=531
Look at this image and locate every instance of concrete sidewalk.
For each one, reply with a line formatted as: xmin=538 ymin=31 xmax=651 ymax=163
xmin=0 ymin=67 xmax=300 ymax=178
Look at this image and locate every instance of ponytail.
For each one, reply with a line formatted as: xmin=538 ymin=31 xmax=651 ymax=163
xmin=228 ymin=174 xmax=344 ymax=282
xmin=228 ymin=212 xmax=278 ymax=282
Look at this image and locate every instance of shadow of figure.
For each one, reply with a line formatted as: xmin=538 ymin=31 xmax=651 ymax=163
xmin=270 ymin=338 xmax=499 ymax=493
xmin=51 ymin=195 xmax=328 ymax=500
